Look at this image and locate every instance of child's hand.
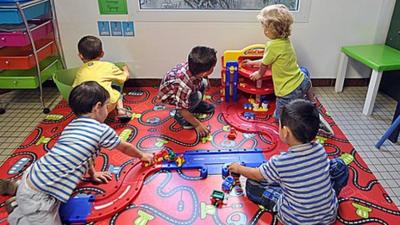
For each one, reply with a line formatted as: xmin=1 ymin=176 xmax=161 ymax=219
xmin=228 ymin=163 xmax=241 ymax=175
xmin=195 ymin=123 xmax=210 ymax=137
xmin=91 ymin=171 xmax=112 ymax=184
xmin=242 ymin=59 xmax=260 ymax=67
xmin=242 ymin=59 xmax=255 ymax=65
xmin=250 ymin=71 xmax=262 ymax=81
xmin=140 ymin=152 xmax=154 ymax=164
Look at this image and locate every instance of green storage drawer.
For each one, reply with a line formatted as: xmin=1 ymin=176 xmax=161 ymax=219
xmin=0 ymin=56 xmax=60 ymax=89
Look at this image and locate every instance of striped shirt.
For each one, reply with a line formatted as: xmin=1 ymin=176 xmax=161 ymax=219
xmin=28 ymin=117 xmax=121 ymax=203
xmin=259 ymin=142 xmax=338 ymax=225
xmin=158 ymin=62 xmax=202 ymax=109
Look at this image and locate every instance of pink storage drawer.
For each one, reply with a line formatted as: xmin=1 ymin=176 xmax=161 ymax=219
xmin=0 ymin=20 xmax=53 ymax=47
xmin=0 ymin=39 xmax=56 ymax=70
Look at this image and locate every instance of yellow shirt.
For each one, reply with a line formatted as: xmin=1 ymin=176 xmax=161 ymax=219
xmin=262 ymin=39 xmax=304 ymax=97
xmin=73 ymin=61 xmax=128 ymax=104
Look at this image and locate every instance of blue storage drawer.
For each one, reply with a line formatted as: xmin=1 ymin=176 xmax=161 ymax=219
xmin=0 ymin=0 xmax=33 ymax=3
xmin=0 ymin=0 xmax=49 ymax=24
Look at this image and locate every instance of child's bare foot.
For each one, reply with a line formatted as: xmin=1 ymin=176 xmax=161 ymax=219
xmin=0 ymin=179 xmax=18 ymax=196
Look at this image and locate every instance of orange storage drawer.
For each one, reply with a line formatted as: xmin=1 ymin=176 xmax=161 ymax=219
xmin=0 ymin=39 xmax=56 ymax=70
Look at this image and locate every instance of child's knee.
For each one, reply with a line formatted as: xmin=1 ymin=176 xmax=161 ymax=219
xmin=330 ymin=158 xmax=348 ymax=178
xmin=330 ymin=158 xmax=349 ymax=195
xmin=188 ymin=91 xmax=202 ymax=110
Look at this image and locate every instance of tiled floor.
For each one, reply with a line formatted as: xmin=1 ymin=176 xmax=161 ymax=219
xmin=0 ymin=86 xmax=399 ymax=208
xmin=315 ymin=87 xmax=400 ymax=208
xmin=0 ymin=88 xmax=61 ymax=163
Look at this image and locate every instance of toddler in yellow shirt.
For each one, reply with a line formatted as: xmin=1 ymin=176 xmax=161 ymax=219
xmin=246 ymin=4 xmax=315 ymax=120
xmin=73 ymin=35 xmax=130 ymax=121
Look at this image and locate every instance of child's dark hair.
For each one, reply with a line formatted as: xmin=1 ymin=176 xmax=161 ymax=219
xmin=280 ymin=99 xmax=320 ymax=143
xmin=78 ymin=35 xmax=103 ymax=60
xmin=188 ymin=46 xmax=217 ymax=75
xmin=69 ymin=81 xmax=109 ymax=115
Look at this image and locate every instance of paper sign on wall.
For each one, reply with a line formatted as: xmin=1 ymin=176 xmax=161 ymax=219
xmin=110 ymin=21 xmax=123 ymax=36
xmin=98 ymin=21 xmax=110 ymax=36
xmin=98 ymin=0 xmax=128 ymax=15
xmin=123 ymin=21 xmax=134 ymax=36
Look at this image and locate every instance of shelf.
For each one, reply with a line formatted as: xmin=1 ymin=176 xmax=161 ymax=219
xmin=0 ymin=0 xmax=49 ymax=24
xmin=0 ymin=39 xmax=56 ymax=69
xmin=237 ymin=78 xmax=274 ymax=95
xmin=0 ymin=0 xmax=65 ymax=113
xmin=0 ymin=20 xmax=52 ymax=47
xmin=0 ymin=56 xmax=61 ymax=89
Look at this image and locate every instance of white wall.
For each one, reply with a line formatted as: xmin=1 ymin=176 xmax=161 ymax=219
xmin=54 ymin=0 xmax=396 ymax=79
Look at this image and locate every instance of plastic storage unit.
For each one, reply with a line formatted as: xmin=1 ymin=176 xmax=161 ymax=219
xmin=0 ymin=0 xmax=65 ymax=114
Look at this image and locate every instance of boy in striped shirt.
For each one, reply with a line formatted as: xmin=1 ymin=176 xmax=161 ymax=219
xmin=8 ymin=81 xmax=153 ymax=225
xmin=229 ymin=99 xmax=348 ymax=225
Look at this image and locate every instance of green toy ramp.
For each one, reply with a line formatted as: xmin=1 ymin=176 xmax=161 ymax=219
xmin=53 ymin=68 xmax=79 ymax=101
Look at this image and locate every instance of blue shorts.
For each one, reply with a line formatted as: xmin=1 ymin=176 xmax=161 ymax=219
xmin=245 ymin=179 xmax=282 ymax=212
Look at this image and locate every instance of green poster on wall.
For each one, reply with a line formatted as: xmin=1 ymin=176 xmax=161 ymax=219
xmin=98 ymin=0 xmax=128 ymax=15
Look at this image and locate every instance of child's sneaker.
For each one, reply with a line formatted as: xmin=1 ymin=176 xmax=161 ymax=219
xmin=192 ymin=101 xmax=215 ymax=114
xmin=0 ymin=179 xmax=18 ymax=196
xmin=319 ymin=114 xmax=334 ymax=136
xmin=181 ymin=123 xmax=194 ymax=130
xmin=172 ymin=110 xmax=194 ymax=129
xmin=116 ymin=107 xmax=132 ymax=123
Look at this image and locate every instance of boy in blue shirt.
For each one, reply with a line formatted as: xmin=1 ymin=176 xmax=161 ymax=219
xmin=8 ymin=81 xmax=153 ymax=225
xmin=229 ymin=99 xmax=348 ymax=225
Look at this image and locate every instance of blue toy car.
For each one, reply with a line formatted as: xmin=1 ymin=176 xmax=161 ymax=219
xmin=222 ymin=176 xmax=235 ymax=193
xmin=244 ymin=112 xmax=255 ymax=119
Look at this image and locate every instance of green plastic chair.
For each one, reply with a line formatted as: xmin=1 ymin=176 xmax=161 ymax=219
xmin=53 ymin=67 xmax=80 ymax=101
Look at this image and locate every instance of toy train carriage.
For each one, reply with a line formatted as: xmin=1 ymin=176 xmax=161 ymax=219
xmin=210 ymin=190 xmax=225 ymax=207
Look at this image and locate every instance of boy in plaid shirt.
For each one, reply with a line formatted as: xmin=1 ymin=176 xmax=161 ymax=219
xmin=159 ymin=46 xmax=217 ymax=137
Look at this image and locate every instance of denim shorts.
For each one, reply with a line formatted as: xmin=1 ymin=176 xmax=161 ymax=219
xmin=274 ymin=75 xmax=311 ymax=119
